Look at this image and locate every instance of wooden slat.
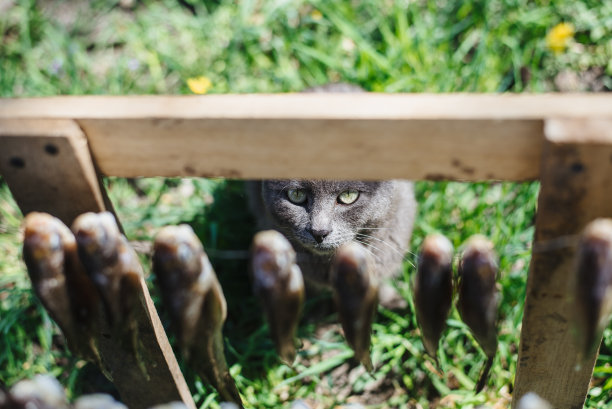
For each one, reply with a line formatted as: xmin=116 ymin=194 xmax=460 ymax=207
xmin=2 ymin=94 xmax=612 ymax=119
xmin=513 ymin=119 xmax=612 ymax=409
xmin=0 ymin=119 xmax=107 ymax=225
xmin=97 ymin=277 xmax=196 ymax=409
xmin=0 ymin=119 xmax=196 ymax=409
xmin=79 ymin=117 xmax=542 ymax=180
xmin=0 ymin=94 xmax=611 ymax=180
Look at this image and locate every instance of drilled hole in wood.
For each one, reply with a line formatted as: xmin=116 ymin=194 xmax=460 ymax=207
xmin=571 ymin=162 xmax=585 ymax=173
xmin=9 ymin=157 xmax=25 ymax=169
xmin=44 ymin=144 xmax=59 ymax=155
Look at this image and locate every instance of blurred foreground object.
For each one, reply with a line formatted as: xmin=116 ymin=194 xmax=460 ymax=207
xmin=332 ymin=242 xmax=379 ymax=371
xmin=251 ymin=230 xmax=305 ymax=365
xmin=7 ymin=374 xmax=69 ymax=409
xmin=72 ymin=212 xmax=144 ymax=373
xmin=147 ymin=402 xmax=187 ymax=409
xmin=572 ymin=219 xmax=612 ymax=366
xmin=22 ymin=213 xmax=102 ymax=364
xmin=1 ymin=374 xmax=193 ymax=409
xmin=21 ymin=210 xmax=195 ymax=408
xmin=516 ymin=392 xmax=553 ymax=409
xmin=73 ymin=394 xmax=127 ymax=409
xmin=153 ymin=225 xmax=242 ymax=407
xmin=457 ymin=235 xmax=500 ymax=392
xmin=413 ymin=233 xmax=454 ymax=363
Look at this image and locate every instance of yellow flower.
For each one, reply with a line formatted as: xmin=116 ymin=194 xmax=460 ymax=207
xmin=310 ymin=9 xmax=323 ymax=21
xmin=546 ymin=22 xmax=574 ymax=54
xmin=187 ymin=76 xmax=212 ymax=94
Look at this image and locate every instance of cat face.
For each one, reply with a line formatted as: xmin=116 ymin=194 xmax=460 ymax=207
xmin=260 ymin=180 xmax=394 ymax=255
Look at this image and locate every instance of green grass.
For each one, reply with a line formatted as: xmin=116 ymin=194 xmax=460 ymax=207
xmin=1 ymin=0 xmax=612 ymax=408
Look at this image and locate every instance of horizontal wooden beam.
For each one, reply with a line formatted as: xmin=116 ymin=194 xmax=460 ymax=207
xmin=1 ymin=94 xmax=611 ymax=180
xmin=2 ymin=94 xmax=612 ymax=120
xmin=78 ymin=117 xmax=544 ymax=181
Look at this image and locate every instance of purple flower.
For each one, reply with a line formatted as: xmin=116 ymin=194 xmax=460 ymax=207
xmin=127 ymin=58 xmax=140 ymax=72
xmin=49 ymin=58 xmax=63 ymax=76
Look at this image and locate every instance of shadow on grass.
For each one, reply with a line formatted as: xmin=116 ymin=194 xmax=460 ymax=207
xmin=188 ymin=180 xmax=278 ymax=379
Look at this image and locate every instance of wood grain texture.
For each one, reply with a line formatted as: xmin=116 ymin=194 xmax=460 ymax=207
xmin=513 ymin=119 xmax=612 ymax=409
xmin=79 ymin=117 xmax=542 ymax=180
xmin=0 ymin=119 xmax=195 ymax=409
xmin=96 ymin=277 xmax=196 ymax=409
xmin=0 ymin=94 xmax=611 ymax=180
xmin=0 ymin=119 xmax=107 ymax=225
xmin=2 ymin=94 xmax=612 ymax=119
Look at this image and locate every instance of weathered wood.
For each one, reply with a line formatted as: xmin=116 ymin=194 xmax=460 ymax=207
xmin=0 ymin=119 xmax=107 ymax=225
xmin=3 ymin=97 xmax=612 ymax=407
xmin=0 ymin=94 xmax=611 ymax=180
xmin=97 ymin=277 xmax=196 ymax=409
xmin=2 ymin=94 xmax=611 ymax=119
xmin=513 ymin=119 xmax=612 ymax=409
xmin=78 ymin=118 xmax=542 ymax=181
xmin=0 ymin=119 xmax=195 ymax=409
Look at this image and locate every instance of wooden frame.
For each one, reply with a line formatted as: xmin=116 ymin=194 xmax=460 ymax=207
xmin=2 ymin=94 xmax=612 ymax=409
xmin=2 ymin=94 xmax=611 ymax=181
xmin=0 ymin=118 xmax=195 ymax=409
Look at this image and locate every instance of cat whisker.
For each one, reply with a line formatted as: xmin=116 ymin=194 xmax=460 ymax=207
xmin=352 ymin=238 xmax=384 ymax=266
xmin=357 ymin=227 xmax=392 ymax=230
xmin=351 ymin=237 xmax=389 ymax=266
xmin=330 ymin=232 xmax=384 ymax=265
xmin=355 ymin=232 xmax=407 ymax=259
xmin=400 ymin=250 xmax=420 ymax=269
xmin=355 ymin=232 xmax=416 ymax=270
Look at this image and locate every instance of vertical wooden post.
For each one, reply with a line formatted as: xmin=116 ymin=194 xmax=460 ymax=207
xmin=0 ymin=120 xmax=196 ymax=409
xmin=513 ymin=119 xmax=612 ymax=409
xmin=0 ymin=119 xmax=109 ymax=226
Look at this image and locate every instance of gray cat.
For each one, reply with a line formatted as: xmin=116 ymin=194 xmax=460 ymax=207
xmin=246 ymin=179 xmax=416 ymax=307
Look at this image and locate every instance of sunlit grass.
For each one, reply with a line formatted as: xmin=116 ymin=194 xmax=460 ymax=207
xmin=1 ymin=0 xmax=611 ymax=407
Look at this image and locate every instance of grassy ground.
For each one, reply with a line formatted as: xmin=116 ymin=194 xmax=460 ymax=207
xmin=1 ymin=0 xmax=612 ymax=408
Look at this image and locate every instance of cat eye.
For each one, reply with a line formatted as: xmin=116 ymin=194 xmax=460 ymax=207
xmin=287 ymin=188 xmax=307 ymax=205
xmin=337 ymin=190 xmax=359 ymax=205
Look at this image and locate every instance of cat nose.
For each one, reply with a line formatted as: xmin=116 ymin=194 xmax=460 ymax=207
xmin=309 ymin=228 xmax=331 ymax=244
